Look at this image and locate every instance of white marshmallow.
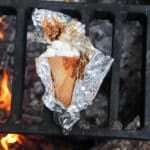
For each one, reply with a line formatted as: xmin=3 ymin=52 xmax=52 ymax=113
xmin=42 ymin=40 xmax=80 ymax=57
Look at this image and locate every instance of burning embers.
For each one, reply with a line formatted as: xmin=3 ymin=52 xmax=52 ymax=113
xmin=0 ymin=70 xmax=25 ymax=150
xmin=0 ymin=17 xmax=8 ymax=40
xmin=0 ymin=70 xmax=26 ymax=149
xmin=0 ymin=134 xmax=25 ymax=150
xmin=0 ymin=13 xmax=15 ymax=120
xmin=0 ymin=16 xmax=26 ymax=150
xmin=0 ymin=70 xmax=11 ymax=113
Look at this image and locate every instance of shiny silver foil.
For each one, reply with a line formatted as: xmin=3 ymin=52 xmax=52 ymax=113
xmin=32 ymin=9 xmax=114 ymax=132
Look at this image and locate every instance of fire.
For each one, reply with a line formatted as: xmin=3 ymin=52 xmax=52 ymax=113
xmin=0 ymin=71 xmax=25 ymax=150
xmin=0 ymin=17 xmax=8 ymax=40
xmin=0 ymin=16 xmax=25 ymax=150
xmin=0 ymin=70 xmax=11 ymax=112
xmin=0 ymin=134 xmax=24 ymax=150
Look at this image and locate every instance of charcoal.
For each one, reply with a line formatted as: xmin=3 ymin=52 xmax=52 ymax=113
xmin=33 ymin=81 xmax=44 ymax=95
xmin=22 ymin=114 xmax=43 ymax=124
xmin=119 ymin=21 xmax=143 ymax=126
xmin=89 ymin=19 xmax=112 ymax=55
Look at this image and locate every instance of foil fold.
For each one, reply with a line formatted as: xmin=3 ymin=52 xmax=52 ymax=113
xmin=32 ymin=9 xmax=114 ymax=132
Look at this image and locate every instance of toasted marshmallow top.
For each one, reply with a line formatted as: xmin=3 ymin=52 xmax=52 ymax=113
xmin=42 ymin=40 xmax=80 ymax=57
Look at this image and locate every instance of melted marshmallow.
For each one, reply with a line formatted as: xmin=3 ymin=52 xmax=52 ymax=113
xmin=42 ymin=40 xmax=80 ymax=57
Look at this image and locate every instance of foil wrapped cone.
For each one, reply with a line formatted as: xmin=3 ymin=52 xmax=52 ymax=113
xmin=32 ymin=9 xmax=114 ymax=132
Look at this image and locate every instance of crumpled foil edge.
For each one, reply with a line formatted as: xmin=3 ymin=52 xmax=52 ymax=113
xmin=35 ymin=49 xmax=113 ymax=131
xmin=33 ymin=8 xmax=114 ymax=132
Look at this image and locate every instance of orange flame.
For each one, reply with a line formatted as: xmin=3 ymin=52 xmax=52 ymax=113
xmin=0 ymin=70 xmax=11 ymax=112
xmin=0 ymin=17 xmax=8 ymax=40
xmin=0 ymin=16 xmax=25 ymax=150
xmin=1 ymin=134 xmax=25 ymax=150
xmin=0 ymin=71 xmax=25 ymax=150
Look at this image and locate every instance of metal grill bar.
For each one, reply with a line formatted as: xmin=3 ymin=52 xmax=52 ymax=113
xmin=0 ymin=124 xmax=150 ymax=140
xmin=144 ymin=14 xmax=150 ymax=127
xmin=9 ymin=8 xmax=27 ymax=122
xmin=0 ymin=0 xmax=12 ymax=7
xmin=81 ymin=9 xmax=91 ymax=34
xmin=109 ymin=14 xmax=124 ymax=126
xmin=1 ymin=1 xmax=150 ymax=13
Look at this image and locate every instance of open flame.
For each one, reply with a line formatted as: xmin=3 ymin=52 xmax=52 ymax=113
xmin=0 ymin=16 xmax=25 ymax=149
xmin=0 ymin=134 xmax=25 ymax=150
xmin=0 ymin=70 xmax=11 ymax=112
xmin=0 ymin=17 xmax=8 ymax=40
xmin=0 ymin=71 xmax=25 ymax=149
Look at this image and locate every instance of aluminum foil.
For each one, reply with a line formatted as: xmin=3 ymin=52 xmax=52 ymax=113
xmin=32 ymin=9 xmax=114 ymax=132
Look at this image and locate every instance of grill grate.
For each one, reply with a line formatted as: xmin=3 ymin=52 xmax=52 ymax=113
xmin=0 ymin=0 xmax=150 ymax=139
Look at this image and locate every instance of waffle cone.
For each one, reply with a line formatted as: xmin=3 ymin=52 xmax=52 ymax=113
xmin=48 ymin=56 xmax=80 ymax=107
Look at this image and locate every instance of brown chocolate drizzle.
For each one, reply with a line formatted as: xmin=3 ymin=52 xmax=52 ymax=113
xmin=42 ymin=18 xmax=65 ymax=41
xmin=76 ymin=52 xmax=89 ymax=80
xmin=62 ymin=57 xmax=80 ymax=78
xmin=61 ymin=51 xmax=94 ymax=80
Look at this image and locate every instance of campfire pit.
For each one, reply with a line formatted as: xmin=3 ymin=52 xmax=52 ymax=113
xmin=0 ymin=0 xmax=150 ymax=140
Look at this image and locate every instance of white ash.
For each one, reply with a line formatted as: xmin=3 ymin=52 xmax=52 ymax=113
xmin=89 ymin=20 xmax=112 ymax=56
xmin=125 ymin=116 xmax=140 ymax=130
xmin=33 ymin=81 xmax=44 ymax=95
xmin=27 ymin=25 xmax=46 ymax=57
xmin=7 ymin=44 xmax=14 ymax=54
xmin=112 ymin=121 xmax=123 ymax=130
